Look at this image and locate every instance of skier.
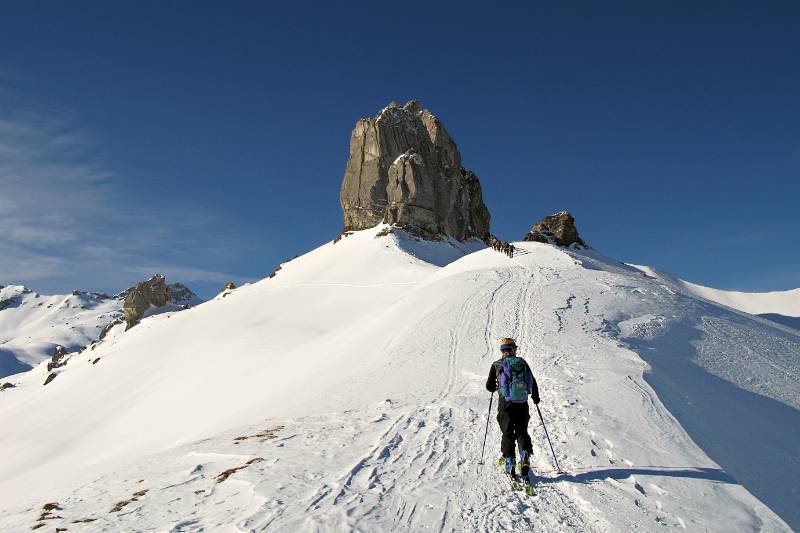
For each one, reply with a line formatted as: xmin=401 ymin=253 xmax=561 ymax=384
xmin=485 ymin=337 xmax=540 ymax=485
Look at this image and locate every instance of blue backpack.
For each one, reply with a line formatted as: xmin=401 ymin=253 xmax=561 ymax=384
xmin=497 ymin=356 xmax=530 ymax=403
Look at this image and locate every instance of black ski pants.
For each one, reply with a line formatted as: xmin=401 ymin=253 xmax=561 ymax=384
xmin=497 ymin=402 xmax=533 ymax=459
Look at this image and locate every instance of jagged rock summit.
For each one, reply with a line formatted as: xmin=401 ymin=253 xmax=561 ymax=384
xmin=339 ymin=100 xmax=490 ymax=241
xmin=523 ymin=211 xmax=587 ymax=247
xmin=122 ymin=274 xmax=199 ymax=329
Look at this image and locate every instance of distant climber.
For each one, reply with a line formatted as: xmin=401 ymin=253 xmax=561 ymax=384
xmin=488 ymin=237 xmax=516 ymax=258
xmin=485 ymin=338 xmax=539 ymax=482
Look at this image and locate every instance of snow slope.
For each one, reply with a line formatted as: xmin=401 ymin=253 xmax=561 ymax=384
xmin=0 ymin=226 xmax=796 ymax=532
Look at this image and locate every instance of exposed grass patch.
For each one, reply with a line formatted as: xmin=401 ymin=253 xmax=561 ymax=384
xmin=215 ymin=457 xmax=264 ymax=484
xmin=233 ymin=425 xmax=284 ymax=444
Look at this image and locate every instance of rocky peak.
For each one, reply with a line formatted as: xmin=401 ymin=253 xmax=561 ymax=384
xmin=0 ymin=285 xmax=27 ymax=311
xmin=167 ymin=283 xmax=197 ymax=305
xmin=339 ymin=100 xmax=490 ymax=241
xmin=523 ymin=211 xmax=587 ymax=248
xmin=122 ymin=274 xmax=199 ymax=329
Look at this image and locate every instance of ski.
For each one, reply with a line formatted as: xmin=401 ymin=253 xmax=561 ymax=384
xmin=520 ymin=464 xmax=537 ymax=496
xmin=523 ymin=479 xmax=537 ymax=496
xmin=499 ymin=458 xmax=536 ymax=496
xmin=511 ymin=473 xmax=537 ymax=495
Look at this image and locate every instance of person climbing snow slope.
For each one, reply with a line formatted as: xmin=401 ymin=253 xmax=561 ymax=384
xmin=485 ymin=337 xmax=540 ymax=485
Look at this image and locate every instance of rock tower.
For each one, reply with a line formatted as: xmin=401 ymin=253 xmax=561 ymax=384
xmin=339 ymin=100 xmax=490 ymax=241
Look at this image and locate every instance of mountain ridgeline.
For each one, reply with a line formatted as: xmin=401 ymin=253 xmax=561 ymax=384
xmin=0 ymin=275 xmax=201 ymax=379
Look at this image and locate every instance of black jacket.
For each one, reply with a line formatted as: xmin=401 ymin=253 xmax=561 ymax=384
xmin=486 ymin=357 xmax=540 ymax=408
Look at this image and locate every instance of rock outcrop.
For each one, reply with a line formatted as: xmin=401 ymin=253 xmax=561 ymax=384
xmin=523 ymin=211 xmax=587 ymax=247
xmin=340 ymin=100 xmax=490 ymax=241
xmin=98 ymin=319 xmax=123 ymax=341
xmin=122 ymin=274 xmax=199 ymax=329
xmin=123 ymin=275 xmax=169 ymax=328
xmin=220 ymin=282 xmax=237 ymax=298
xmin=0 ymin=297 xmax=17 ymax=311
xmin=46 ymin=345 xmax=69 ymax=372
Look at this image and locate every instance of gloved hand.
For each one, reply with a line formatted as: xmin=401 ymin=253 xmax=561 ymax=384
xmin=532 ymin=396 xmax=540 ymax=404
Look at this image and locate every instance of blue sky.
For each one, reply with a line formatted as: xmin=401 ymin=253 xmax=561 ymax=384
xmin=1 ymin=1 xmax=798 ymax=298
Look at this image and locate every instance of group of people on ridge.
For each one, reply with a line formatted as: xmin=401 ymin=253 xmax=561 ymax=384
xmin=489 ymin=236 xmax=516 ymax=258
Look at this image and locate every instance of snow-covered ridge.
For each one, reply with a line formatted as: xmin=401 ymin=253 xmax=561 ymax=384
xmin=0 ymin=285 xmax=123 ymax=375
xmin=679 ymin=281 xmax=800 ymax=317
xmin=0 ymin=228 xmax=796 ymax=531
xmin=628 ymin=264 xmax=800 ymax=318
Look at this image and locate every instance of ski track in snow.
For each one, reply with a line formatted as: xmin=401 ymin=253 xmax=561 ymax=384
xmin=0 ymin=236 xmax=793 ymax=532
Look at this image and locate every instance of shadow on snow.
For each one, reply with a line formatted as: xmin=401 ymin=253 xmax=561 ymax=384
xmin=536 ymin=466 xmax=736 ymax=485
xmin=624 ymin=305 xmax=800 ymax=531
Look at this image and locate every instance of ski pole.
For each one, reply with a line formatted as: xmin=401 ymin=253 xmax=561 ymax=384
xmin=536 ymin=404 xmax=564 ymax=473
xmin=478 ymin=392 xmax=494 ymax=465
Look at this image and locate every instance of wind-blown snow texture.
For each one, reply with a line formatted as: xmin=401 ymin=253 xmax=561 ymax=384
xmin=0 ymin=226 xmax=796 ymax=531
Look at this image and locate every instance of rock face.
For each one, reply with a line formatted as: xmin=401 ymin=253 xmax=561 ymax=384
xmin=166 ymin=283 xmax=197 ymax=306
xmin=123 ymin=274 xmax=169 ymax=327
xmin=0 ymin=295 xmax=20 ymax=311
xmin=98 ymin=319 xmax=123 ymax=341
xmin=122 ymin=274 xmax=199 ymax=329
xmin=523 ymin=211 xmax=587 ymax=247
xmin=46 ymin=345 xmax=69 ymax=372
xmin=220 ymin=282 xmax=236 ymax=298
xmin=340 ymin=100 xmax=490 ymax=241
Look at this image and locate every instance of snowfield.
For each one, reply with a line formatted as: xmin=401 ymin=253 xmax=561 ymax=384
xmin=0 ymin=226 xmax=797 ymax=532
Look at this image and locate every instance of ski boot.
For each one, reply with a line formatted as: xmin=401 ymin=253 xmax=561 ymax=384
xmin=503 ymin=457 xmax=523 ymax=491
xmin=518 ymin=450 xmax=530 ymax=478
xmin=518 ymin=450 xmax=536 ymax=496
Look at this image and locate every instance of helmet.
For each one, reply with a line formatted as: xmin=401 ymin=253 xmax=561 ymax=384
xmin=499 ymin=338 xmax=517 ymax=351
